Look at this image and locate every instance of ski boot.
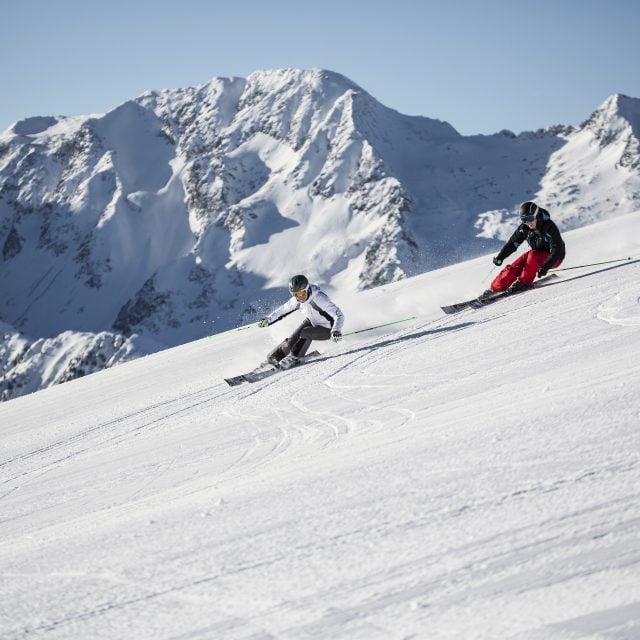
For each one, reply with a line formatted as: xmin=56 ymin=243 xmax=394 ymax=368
xmin=508 ymin=280 xmax=532 ymax=294
xmin=278 ymin=354 xmax=300 ymax=370
xmin=478 ymin=288 xmax=498 ymax=300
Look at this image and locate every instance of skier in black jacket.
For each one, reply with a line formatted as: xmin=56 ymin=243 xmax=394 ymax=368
xmin=484 ymin=201 xmax=566 ymax=295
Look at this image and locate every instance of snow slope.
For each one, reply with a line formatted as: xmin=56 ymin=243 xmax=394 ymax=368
xmin=0 ymin=212 xmax=639 ymax=639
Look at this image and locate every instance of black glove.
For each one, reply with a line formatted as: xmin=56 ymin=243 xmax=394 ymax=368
xmin=493 ymin=257 xmax=503 ymax=267
xmin=537 ymin=266 xmax=549 ymax=278
xmin=257 ymin=318 xmax=269 ymax=328
xmin=331 ymin=331 xmax=342 ymax=343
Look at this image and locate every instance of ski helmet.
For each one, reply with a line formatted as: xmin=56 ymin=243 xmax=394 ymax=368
xmin=288 ymin=274 xmax=310 ymax=297
xmin=519 ymin=201 xmax=538 ymax=223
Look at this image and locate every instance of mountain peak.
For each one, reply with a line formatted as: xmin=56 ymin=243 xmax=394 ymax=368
xmin=581 ymin=93 xmax=640 ymax=140
xmin=245 ymin=67 xmax=363 ymax=93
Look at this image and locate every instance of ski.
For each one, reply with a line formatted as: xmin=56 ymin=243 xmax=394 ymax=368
xmin=224 ymin=351 xmax=321 ymax=386
xmin=440 ymin=274 xmax=558 ymax=315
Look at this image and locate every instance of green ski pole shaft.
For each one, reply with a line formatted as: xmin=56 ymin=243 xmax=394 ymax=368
xmin=208 ymin=322 xmax=254 ymax=339
xmin=343 ymin=315 xmax=416 ymax=337
xmin=552 ymin=256 xmax=633 ymax=271
xmin=483 ymin=265 xmax=496 ymax=284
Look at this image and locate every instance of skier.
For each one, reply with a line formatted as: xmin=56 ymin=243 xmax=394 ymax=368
xmin=483 ymin=201 xmax=566 ymax=296
xmin=257 ymin=275 xmax=344 ymax=369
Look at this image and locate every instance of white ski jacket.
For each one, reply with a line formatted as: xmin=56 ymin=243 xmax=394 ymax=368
xmin=266 ymin=284 xmax=344 ymax=333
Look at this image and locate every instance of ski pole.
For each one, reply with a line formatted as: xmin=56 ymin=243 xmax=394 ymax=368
xmin=482 ymin=265 xmax=496 ymax=284
xmin=343 ymin=315 xmax=416 ymax=337
xmin=551 ymin=256 xmax=634 ymax=272
xmin=207 ymin=322 xmax=254 ymax=339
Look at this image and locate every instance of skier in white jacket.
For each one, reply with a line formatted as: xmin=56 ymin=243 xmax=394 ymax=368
xmin=258 ymin=275 xmax=344 ymax=368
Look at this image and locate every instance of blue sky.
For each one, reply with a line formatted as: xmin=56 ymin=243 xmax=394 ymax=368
xmin=1 ymin=0 xmax=639 ymax=135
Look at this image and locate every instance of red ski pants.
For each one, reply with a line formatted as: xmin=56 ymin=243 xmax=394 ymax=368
xmin=491 ymin=250 xmax=563 ymax=291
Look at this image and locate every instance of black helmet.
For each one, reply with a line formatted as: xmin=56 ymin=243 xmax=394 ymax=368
xmin=288 ymin=274 xmax=309 ymax=296
xmin=519 ymin=201 xmax=539 ymax=223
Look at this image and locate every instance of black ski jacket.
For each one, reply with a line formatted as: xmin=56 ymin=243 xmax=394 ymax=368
xmin=496 ymin=208 xmax=566 ymax=270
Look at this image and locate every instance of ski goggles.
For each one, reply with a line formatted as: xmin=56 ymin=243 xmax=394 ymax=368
xmin=291 ymin=288 xmax=308 ymax=299
xmin=520 ymin=204 xmax=538 ymax=223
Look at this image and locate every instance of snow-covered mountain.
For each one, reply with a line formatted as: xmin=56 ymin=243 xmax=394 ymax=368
xmin=1 ymin=212 xmax=639 ymax=639
xmin=1 ymin=69 xmax=640 ymax=401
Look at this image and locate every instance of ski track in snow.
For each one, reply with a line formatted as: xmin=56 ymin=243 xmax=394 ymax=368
xmin=1 ymin=215 xmax=640 ymax=640
xmin=596 ymin=285 xmax=640 ymax=326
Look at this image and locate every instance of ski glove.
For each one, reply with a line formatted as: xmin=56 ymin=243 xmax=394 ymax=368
xmin=537 ymin=266 xmax=549 ymax=278
xmin=257 ymin=318 xmax=269 ymax=328
xmin=493 ymin=257 xmax=503 ymax=267
xmin=331 ymin=331 xmax=342 ymax=343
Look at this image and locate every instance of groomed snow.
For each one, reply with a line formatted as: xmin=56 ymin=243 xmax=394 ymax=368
xmin=1 ymin=211 xmax=639 ymax=639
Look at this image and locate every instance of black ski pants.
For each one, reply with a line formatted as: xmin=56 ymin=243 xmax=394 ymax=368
xmin=267 ymin=319 xmax=332 ymax=362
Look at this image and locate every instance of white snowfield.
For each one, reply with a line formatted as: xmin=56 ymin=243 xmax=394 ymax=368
xmin=1 ymin=211 xmax=639 ymax=640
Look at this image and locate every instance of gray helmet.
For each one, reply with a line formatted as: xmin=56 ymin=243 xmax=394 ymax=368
xmin=519 ymin=201 xmax=538 ymax=223
xmin=288 ymin=274 xmax=309 ymax=295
